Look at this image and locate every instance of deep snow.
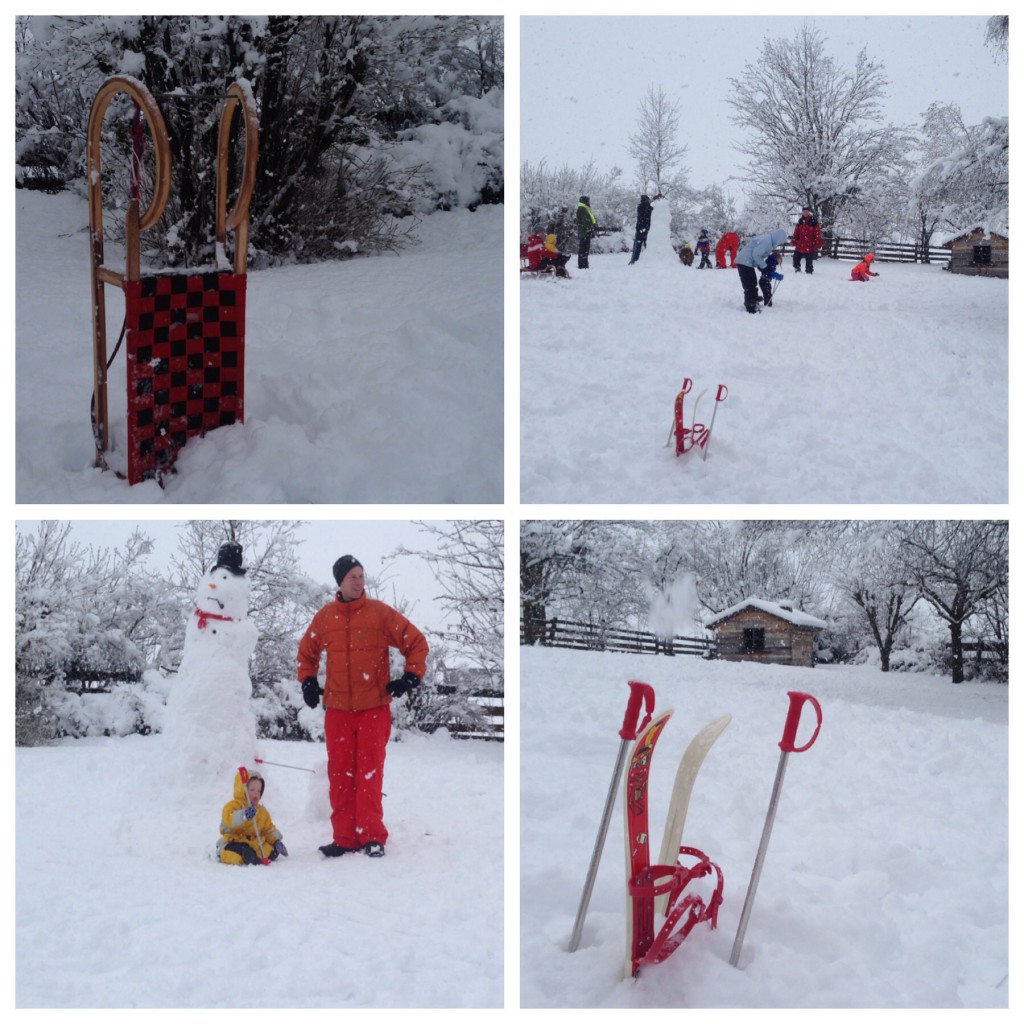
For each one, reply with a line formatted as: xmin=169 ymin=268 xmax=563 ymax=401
xmin=520 ymin=646 xmax=1008 ymax=1008
xmin=15 ymin=190 xmax=502 ymax=503
xmin=520 ymin=209 xmax=1008 ymax=503
xmin=16 ymin=730 xmax=503 ymax=1008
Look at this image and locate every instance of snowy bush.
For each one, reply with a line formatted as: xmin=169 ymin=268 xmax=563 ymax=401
xmin=15 ymin=15 xmax=504 ymax=265
xmin=252 ymin=676 xmax=314 ymax=742
xmin=389 ymin=89 xmax=503 ymax=213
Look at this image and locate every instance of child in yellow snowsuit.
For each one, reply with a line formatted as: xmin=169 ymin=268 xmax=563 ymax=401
xmin=218 ymin=768 xmax=288 ymax=865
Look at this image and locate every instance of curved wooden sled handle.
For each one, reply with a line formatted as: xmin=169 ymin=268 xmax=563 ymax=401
xmin=86 ymin=76 xmax=171 ymax=461
xmin=216 ymin=80 xmax=260 ymax=275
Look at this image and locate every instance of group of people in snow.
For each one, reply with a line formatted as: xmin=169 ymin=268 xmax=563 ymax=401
xmin=215 ymin=547 xmax=427 ymax=866
xmin=524 ymin=197 xmax=880 ymax=311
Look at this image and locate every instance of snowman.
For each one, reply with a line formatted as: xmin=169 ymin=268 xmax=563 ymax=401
xmin=163 ymin=541 xmax=259 ymax=785
xmin=643 ymin=193 xmax=676 ymax=266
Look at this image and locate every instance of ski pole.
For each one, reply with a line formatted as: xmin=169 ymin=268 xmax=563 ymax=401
xmin=700 ymin=384 xmax=728 ymax=462
xmin=238 ymin=765 xmax=270 ymax=865
xmin=729 ymin=691 xmax=822 ymax=968
xmin=254 ymin=756 xmax=315 ymax=773
xmin=569 ymin=680 xmax=655 ymax=952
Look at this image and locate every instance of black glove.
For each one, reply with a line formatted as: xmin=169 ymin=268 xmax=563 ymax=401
xmin=301 ymin=676 xmax=322 ymax=708
xmin=274 ymin=840 xmax=288 ymax=858
xmin=386 ymin=671 xmax=421 ymax=699
xmin=243 ymin=804 xmax=256 ymax=820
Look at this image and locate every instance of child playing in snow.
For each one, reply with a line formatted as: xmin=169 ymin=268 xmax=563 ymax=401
xmin=678 ymin=241 xmax=694 ymax=266
xmin=850 ymin=252 xmax=879 ymax=282
xmin=217 ymin=768 xmax=288 ymax=865
xmin=695 ymin=228 xmax=712 ymax=268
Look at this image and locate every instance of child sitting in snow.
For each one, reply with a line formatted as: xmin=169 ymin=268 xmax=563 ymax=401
xmin=217 ymin=768 xmax=288 ymax=865
xmin=850 ymin=252 xmax=880 ymax=282
xmin=678 ymin=241 xmax=694 ymax=266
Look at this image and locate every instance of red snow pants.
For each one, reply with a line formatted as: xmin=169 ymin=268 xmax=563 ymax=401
xmin=715 ymin=232 xmax=739 ymax=268
xmin=324 ymin=705 xmax=391 ymax=847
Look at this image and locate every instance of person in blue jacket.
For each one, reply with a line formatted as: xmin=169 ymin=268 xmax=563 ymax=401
xmin=735 ymin=228 xmax=788 ymax=313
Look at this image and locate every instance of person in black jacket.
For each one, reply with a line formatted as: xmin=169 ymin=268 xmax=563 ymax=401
xmin=628 ymin=194 xmax=653 ymax=265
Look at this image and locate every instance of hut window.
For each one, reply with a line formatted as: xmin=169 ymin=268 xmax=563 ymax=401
xmin=972 ymin=244 xmax=992 ymax=265
xmin=743 ymin=627 xmax=765 ymax=652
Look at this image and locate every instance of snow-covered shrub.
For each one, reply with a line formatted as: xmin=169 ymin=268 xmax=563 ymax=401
xmin=252 ymin=676 xmax=314 ymax=742
xmin=389 ymin=88 xmax=504 ymax=213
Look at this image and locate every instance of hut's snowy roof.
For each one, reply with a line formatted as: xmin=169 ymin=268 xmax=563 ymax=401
xmin=706 ymin=597 xmax=827 ymax=630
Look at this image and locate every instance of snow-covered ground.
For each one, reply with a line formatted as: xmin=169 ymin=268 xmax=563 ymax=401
xmin=520 ymin=210 xmax=1008 ymax=503
xmin=15 ymin=190 xmax=502 ymax=503
xmin=520 ymin=646 xmax=1008 ymax=1008
xmin=16 ymin=731 xmax=503 ymax=1008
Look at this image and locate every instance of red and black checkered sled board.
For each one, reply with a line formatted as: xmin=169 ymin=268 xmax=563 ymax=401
xmin=124 ymin=270 xmax=245 ymax=484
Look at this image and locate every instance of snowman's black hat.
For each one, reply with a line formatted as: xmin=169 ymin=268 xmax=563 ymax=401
xmin=213 ymin=541 xmax=246 ymax=576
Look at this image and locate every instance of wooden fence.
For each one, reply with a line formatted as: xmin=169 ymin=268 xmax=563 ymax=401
xmin=817 ymin=236 xmax=952 ymax=265
xmin=957 ymin=639 xmax=1008 ymax=663
xmin=19 ymin=663 xmax=142 ymax=694
xmin=521 ymin=617 xmax=714 ymax=658
xmin=436 ymin=683 xmax=504 ymax=741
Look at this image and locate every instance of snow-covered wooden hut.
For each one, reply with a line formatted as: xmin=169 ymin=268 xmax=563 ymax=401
xmin=706 ymin=598 xmax=826 ymax=669
xmin=943 ymin=227 xmax=1009 ymax=279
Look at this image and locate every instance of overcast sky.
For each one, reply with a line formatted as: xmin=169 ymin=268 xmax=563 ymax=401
xmin=15 ymin=519 xmax=464 ymax=631
xmin=521 ymin=14 xmax=1008 ymax=205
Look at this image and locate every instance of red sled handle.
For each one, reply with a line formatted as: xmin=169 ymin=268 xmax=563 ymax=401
xmin=778 ymin=691 xmax=822 ymax=752
xmin=715 ymin=384 xmax=728 ymax=402
xmin=620 ymin=680 xmax=656 ymax=740
xmin=677 ymin=377 xmax=693 ymax=397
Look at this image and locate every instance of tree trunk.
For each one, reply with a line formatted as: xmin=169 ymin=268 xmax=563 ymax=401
xmin=948 ymin=619 xmax=964 ymax=683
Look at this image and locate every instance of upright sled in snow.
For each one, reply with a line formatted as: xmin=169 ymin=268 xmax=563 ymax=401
xmin=623 ymin=702 xmax=729 ymax=979
xmin=667 ymin=378 xmax=728 ymax=461
xmin=87 ymin=75 xmax=259 ymax=485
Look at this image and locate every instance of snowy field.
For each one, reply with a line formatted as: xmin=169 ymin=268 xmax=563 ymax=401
xmin=520 ymin=646 xmax=1008 ymax=1008
xmin=15 ymin=191 xmax=502 ymax=503
xmin=16 ymin=731 xmax=503 ymax=1008
xmin=520 ymin=213 xmax=1008 ymax=504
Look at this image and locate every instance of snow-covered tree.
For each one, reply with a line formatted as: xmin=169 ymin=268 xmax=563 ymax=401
xmin=897 ymin=521 xmax=1008 ymax=684
xmin=912 ymin=114 xmax=1008 ymax=239
xmin=15 ymin=522 xmax=178 ymax=744
xmin=628 ymin=84 xmax=689 ymax=196
xmin=834 ymin=522 xmax=920 ymax=672
xmin=984 ymin=16 xmax=1009 ymax=61
xmin=907 ymin=102 xmax=1008 ymax=245
xmin=727 ymin=22 xmax=909 ymax=236
xmin=519 ymin=158 xmax=628 ymax=248
xmin=399 ymin=520 xmax=503 ymax=683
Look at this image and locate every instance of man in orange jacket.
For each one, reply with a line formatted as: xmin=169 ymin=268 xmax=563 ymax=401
xmin=297 ymin=555 xmax=428 ymax=858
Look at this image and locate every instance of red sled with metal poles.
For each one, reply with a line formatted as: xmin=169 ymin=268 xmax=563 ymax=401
xmin=667 ymin=378 xmax=728 ymax=458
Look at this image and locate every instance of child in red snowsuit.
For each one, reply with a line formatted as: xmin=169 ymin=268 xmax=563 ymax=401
xmin=526 ymin=232 xmax=570 ymax=277
xmin=714 ymin=231 xmax=739 ymax=268
xmin=850 ymin=252 xmax=879 ymax=281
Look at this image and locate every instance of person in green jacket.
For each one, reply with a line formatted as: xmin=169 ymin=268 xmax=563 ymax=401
xmin=576 ymin=195 xmax=596 ymax=269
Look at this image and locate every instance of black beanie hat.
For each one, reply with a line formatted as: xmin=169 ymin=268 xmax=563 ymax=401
xmin=332 ymin=555 xmax=363 ymax=585
xmin=213 ymin=541 xmax=246 ymax=576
